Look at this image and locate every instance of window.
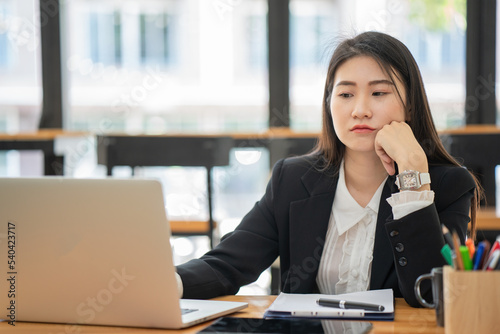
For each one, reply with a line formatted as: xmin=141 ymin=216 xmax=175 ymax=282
xmin=400 ymin=1 xmax=466 ymax=129
xmin=0 ymin=2 xmax=13 ymax=68
xmin=0 ymin=0 xmax=42 ymax=176
xmin=67 ymin=0 xmax=268 ymax=134
xmin=289 ymin=0 xmax=467 ymax=131
xmin=140 ymin=12 xmax=175 ymax=66
xmin=246 ymin=15 xmax=267 ymax=70
xmin=0 ymin=0 xmax=41 ymax=129
xmin=88 ymin=11 xmax=122 ymax=66
xmin=0 ymin=0 xmax=41 ymax=132
xmin=289 ymin=0 xmax=339 ymax=132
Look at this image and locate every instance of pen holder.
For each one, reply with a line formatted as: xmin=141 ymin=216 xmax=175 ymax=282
xmin=443 ymin=266 xmax=500 ymax=333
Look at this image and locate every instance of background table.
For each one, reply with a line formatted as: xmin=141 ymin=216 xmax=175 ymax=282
xmin=439 ymin=125 xmax=500 ymax=207
xmin=0 ymin=130 xmax=70 ymax=175
xmin=96 ymin=134 xmax=234 ymax=248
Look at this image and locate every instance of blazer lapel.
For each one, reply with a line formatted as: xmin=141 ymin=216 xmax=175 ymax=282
xmin=370 ymin=175 xmax=398 ymax=290
xmin=284 ymin=162 xmax=400 ymax=294
xmin=286 ymin=164 xmax=338 ymax=293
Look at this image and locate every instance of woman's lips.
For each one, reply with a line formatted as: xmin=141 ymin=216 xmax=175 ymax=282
xmin=351 ymin=125 xmax=375 ymax=133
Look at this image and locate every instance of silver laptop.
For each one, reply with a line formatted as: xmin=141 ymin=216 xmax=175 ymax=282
xmin=0 ymin=177 xmax=247 ymax=329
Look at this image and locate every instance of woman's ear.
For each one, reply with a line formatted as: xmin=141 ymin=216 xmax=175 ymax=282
xmin=405 ymin=106 xmax=411 ymax=122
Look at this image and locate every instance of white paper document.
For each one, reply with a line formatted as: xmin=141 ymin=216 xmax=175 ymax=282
xmin=264 ymin=289 xmax=394 ymax=320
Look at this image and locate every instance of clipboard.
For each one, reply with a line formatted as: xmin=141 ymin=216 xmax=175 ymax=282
xmin=264 ymin=289 xmax=394 ymax=321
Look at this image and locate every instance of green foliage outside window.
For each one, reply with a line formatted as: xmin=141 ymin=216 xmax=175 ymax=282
xmin=408 ymin=0 xmax=466 ymax=32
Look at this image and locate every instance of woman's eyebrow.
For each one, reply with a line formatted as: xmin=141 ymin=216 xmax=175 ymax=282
xmin=369 ymin=79 xmax=394 ymax=86
xmin=334 ymin=79 xmax=394 ymax=87
xmin=334 ymin=80 xmax=356 ymax=87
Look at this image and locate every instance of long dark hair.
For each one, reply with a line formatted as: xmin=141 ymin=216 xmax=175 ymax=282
xmin=313 ymin=31 xmax=482 ymax=239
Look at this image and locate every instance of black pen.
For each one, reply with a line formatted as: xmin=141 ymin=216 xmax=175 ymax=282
xmin=317 ymin=298 xmax=385 ymax=312
xmin=442 ymin=225 xmax=454 ymax=249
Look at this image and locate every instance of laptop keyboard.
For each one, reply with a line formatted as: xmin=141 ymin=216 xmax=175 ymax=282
xmin=181 ymin=308 xmax=199 ymax=315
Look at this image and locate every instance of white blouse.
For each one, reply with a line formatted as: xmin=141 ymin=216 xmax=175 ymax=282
xmin=316 ymin=162 xmax=434 ymax=295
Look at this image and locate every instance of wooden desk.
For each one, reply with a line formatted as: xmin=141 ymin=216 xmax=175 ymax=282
xmin=231 ymin=128 xmax=318 ymax=167
xmin=438 ymin=124 xmax=500 ymax=135
xmin=477 ymin=207 xmax=500 ymax=230
xmin=0 ymin=296 xmax=442 ymax=333
xmin=0 ymin=130 xmax=86 ymax=175
xmin=476 ymin=208 xmax=500 ymax=244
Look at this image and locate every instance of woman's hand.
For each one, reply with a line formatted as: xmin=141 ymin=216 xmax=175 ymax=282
xmin=374 ymin=121 xmax=429 ymax=177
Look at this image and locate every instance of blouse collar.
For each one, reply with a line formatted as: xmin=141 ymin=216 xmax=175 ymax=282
xmin=333 ymin=161 xmax=387 ymax=235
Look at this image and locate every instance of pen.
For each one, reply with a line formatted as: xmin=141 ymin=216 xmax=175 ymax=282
xmin=442 ymin=225 xmax=454 ymax=249
xmin=488 ymin=237 xmax=500 ymax=256
xmin=292 ymin=310 xmax=365 ymax=317
xmin=480 ymin=241 xmax=491 ymax=269
xmin=473 ymin=242 xmax=486 ymax=270
xmin=483 ymin=249 xmax=500 ymax=271
xmin=451 ymin=249 xmax=458 ymax=269
xmin=440 ymin=244 xmax=453 ymax=266
xmin=484 ymin=238 xmax=500 ymax=270
xmin=465 ymin=238 xmax=475 ymax=258
xmin=459 ymin=246 xmax=473 ymax=270
xmin=474 ymin=240 xmax=491 ymax=270
xmin=495 ymin=254 xmax=500 ymax=270
xmin=317 ymin=298 xmax=385 ymax=312
xmin=452 ymin=230 xmax=464 ymax=270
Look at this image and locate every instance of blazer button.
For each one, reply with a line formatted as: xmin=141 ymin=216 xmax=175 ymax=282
xmin=395 ymin=243 xmax=404 ymax=252
xmin=389 ymin=230 xmax=399 ymax=237
xmin=398 ymin=257 xmax=408 ymax=267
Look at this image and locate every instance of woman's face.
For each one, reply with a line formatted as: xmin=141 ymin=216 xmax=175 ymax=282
xmin=330 ymin=55 xmax=407 ymax=154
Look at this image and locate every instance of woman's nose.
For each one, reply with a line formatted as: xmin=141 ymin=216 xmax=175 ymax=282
xmin=351 ymin=97 xmax=372 ymax=118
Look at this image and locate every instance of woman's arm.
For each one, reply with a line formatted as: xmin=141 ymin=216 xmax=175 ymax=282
xmin=384 ymin=166 xmax=475 ymax=307
xmin=176 ymin=160 xmax=285 ymax=299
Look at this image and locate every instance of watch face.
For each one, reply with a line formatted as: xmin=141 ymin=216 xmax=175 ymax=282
xmin=402 ymin=172 xmax=418 ymax=189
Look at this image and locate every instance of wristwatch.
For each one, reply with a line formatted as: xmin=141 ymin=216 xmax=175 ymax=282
xmin=395 ymin=170 xmax=431 ymax=190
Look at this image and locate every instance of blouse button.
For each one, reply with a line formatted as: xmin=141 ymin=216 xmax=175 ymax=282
xmin=398 ymin=257 xmax=408 ymax=267
xmin=389 ymin=230 xmax=399 ymax=237
xmin=351 ymin=269 xmax=359 ymax=278
xmin=395 ymin=243 xmax=405 ymax=252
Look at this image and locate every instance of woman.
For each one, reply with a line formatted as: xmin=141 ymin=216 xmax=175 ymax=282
xmin=176 ymin=31 xmax=481 ymax=307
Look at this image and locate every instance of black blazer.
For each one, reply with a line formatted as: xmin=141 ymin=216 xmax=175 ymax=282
xmin=177 ymin=154 xmax=475 ymax=307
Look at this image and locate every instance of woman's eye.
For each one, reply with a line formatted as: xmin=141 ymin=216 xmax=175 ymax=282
xmin=373 ymin=91 xmax=387 ymax=96
xmin=339 ymin=93 xmax=352 ymax=98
